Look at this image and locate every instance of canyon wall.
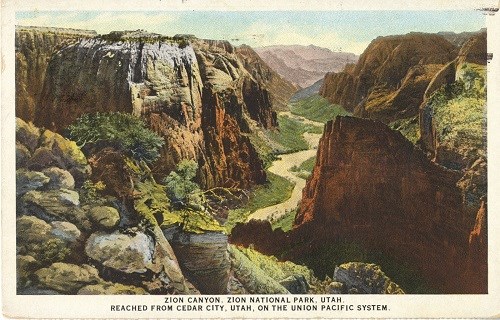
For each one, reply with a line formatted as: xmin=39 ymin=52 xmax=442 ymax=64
xmin=15 ymin=26 xmax=97 ymax=121
xmin=319 ymin=33 xmax=457 ymax=122
xmin=295 ymin=116 xmax=486 ymax=293
xmin=16 ymin=28 xmax=295 ymax=188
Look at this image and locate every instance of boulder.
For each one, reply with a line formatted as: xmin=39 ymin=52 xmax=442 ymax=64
xmin=333 ymin=262 xmax=404 ymax=294
xmin=77 ymin=282 xmax=148 ymax=295
xmin=85 ymin=230 xmax=155 ymax=274
xmin=16 ymin=118 xmax=40 ymax=152
xmin=279 ymin=274 xmax=309 ymax=294
xmin=88 ymin=206 xmax=120 ymax=229
xmin=42 ymin=167 xmax=75 ymax=190
xmin=17 ymin=215 xmax=80 ymax=264
xmin=17 ymin=255 xmax=40 ymax=288
xmin=34 ymin=263 xmax=101 ymax=294
xmin=25 ymin=147 xmax=63 ymax=171
xmin=50 ymin=221 xmax=82 ymax=244
xmin=16 ymin=169 xmax=49 ymax=197
xmin=16 ymin=142 xmax=31 ymax=168
xmin=20 ymin=189 xmax=90 ymax=230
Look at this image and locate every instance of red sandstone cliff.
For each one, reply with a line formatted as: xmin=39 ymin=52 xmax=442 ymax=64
xmin=295 ymin=116 xmax=486 ymax=293
xmin=231 ymin=116 xmax=487 ymax=293
xmin=319 ymin=33 xmax=457 ymax=122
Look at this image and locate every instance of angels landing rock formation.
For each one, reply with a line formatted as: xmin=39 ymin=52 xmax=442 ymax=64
xmin=295 ymin=116 xmax=486 ymax=293
xmin=16 ymin=27 xmax=296 ymax=189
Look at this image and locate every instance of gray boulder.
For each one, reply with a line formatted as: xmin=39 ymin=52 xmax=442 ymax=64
xmin=50 ymin=221 xmax=82 ymax=244
xmin=34 ymin=263 xmax=101 ymax=294
xmin=20 ymin=189 xmax=90 ymax=230
xmin=16 ymin=169 xmax=49 ymax=197
xmin=42 ymin=167 xmax=75 ymax=190
xmin=279 ymin=274 xmax=309 ymax=294
xmin=85 ymin=230 xmax=155 ymax=274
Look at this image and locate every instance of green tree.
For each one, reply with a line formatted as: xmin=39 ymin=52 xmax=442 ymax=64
xmin=163 ymin=160 xmax=204 ymax=211
xmin=65 ymin=112 xmax=164 ymax=163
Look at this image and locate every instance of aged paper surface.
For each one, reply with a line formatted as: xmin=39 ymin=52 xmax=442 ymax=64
xmin=2 ymin=0 xmax=500 ymax=318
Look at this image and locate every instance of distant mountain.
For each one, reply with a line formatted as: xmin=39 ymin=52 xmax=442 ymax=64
xmin=438 ymin=28 xmax=486 ymax=47
xmin=254 ymin=45 xmax=358 ymax=88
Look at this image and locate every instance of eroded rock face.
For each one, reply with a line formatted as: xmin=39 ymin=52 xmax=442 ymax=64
xmin=320 ymin=33 xmax=456 ymax=122
xmin=295 ymin=116 xmax=485 ymax=293
xmin=15 ymin=26 xmax=97 ymax=121
xmin=232 ymin=116 xmax=487 ymax=293
xmin=164 ymin=227 xmax=230 ymax=294
xmin=18 ymin=28 xmax=291 ymax=189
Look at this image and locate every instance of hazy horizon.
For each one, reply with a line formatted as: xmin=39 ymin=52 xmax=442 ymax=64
xmin=16 ymin=11 xmax=486 ymax=54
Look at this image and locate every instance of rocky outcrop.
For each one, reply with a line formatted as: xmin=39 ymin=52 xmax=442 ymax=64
xmin=15 ymin=119 xmax=198 ymax=295
xmin=163 ymin=226 xmax=230 ymax=294
xmin=15 ymin=26 xmax=97 ymax=121
xmin=295 ymin=116 xmax=485 ymax=293
xmin=332 ymin=262 xmax=404 ymax=294
xmin=17 ymin=28 xmax=292 ymax=189
xmin=254 ymin=45 xmax=358 ymax=88
xmin=232 ymin=116 xmax=487 ymax=293
xmin=320 ymin=33 xmax=456 ymax=122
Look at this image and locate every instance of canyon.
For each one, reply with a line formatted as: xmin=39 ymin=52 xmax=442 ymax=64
xmin=16 ymin=27 xmax=296 ymax=189
xmin=15 ymin=25 xmax=488 ymax=295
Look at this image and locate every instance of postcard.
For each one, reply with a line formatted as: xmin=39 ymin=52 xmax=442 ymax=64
xmin=1 ymin=0 xmax=499 ymax=318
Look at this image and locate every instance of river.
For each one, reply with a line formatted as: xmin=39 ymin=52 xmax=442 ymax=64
xmin=246 ymin=112 xmax=323 ymax=222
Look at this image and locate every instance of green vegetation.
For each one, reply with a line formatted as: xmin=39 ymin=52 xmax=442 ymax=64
xmin=289 ymin=94 xmax=351 ymax=123
xmin=234 ymin=245 xmax=315 ymax=284
xmin=225 ymin=172 xmax=295 ymax=232
xmin=271 ymin=208 xmax=296 ymax=232
xmin=98 ymin=32 xmax=191 ymax=47
xmin=126 ymin=158 xmax=224 ymax=233
xmin=428 ymin=63 xmax=486 ymax=157
xmin=163 ymin=160 xmax=203 ymax=211
xmin=266 ymin=114 xmax=322 ymax=154
xmin=66 ymin=112 xmax=164 ymax=163
xmin=290 ymin=155 xmax=316 ymax=179
xmin=389 ymin=116 xmax=420 ymax=145
xmin=79 ymin=180 xmax=106 ymax=204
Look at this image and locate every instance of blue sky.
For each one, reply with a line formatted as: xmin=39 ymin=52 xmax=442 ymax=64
xmin=16 ymin=11 xmax=486 ymax=54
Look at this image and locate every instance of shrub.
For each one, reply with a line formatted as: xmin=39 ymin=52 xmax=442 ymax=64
xmin=163 ymin=160 xmax=204 ymax=211
xmin=65 ymin=112 xmax=164 ymax=163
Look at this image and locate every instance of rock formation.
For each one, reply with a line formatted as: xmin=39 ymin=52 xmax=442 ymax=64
xmin=15 ymin=26 xmax=97 ymax=121
xmin=295 ymin=116 xmax=485 ymax=293
xmin=16 ymin=27 xmax=296 ymax=189
xmin=320 ymin=33 xmax=457 ymax=122
xmin=15 ymin=118 xmax=198 ymax=295
xmin=232 ymin=115 xmax=487 ymax=293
